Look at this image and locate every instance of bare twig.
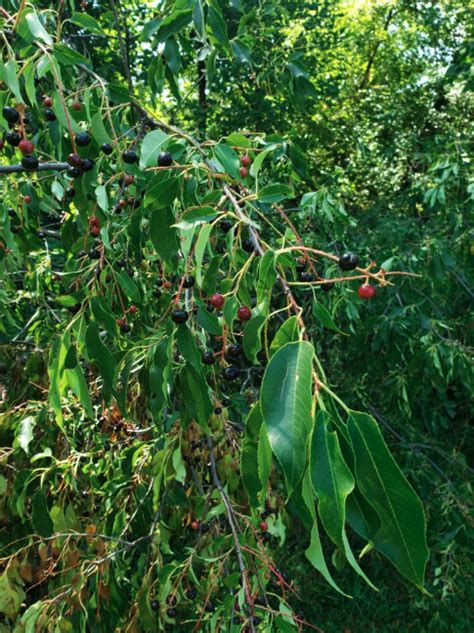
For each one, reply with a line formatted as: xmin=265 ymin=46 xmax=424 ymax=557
xmin=206 ymin=435 xmax=256 ymax=632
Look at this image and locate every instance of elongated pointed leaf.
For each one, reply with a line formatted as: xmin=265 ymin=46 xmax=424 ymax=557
xmin=301 ymin=470 xmax=350 ymax=596
xmin=348 ymin=411 xmax=429 ymax=589
xmin=261 ymin=341 xmax=314 ymax=493
xmin=311 ymin=411 xmax=376 ymax=590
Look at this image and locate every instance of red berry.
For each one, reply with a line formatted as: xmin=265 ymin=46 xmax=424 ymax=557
xmin=72 ymin=101 xmax=82 ymax=111
xmin=210 ymin=293 xmax=225 ymax=309
xmin=89 ymin=216 xmax=100 ymax=226
xmin=118 ymin=198 xmax=128 ymax=208
xmin=116 ymin=318 xmax=126 ymax=327
xmin=43 ymin=96 xmax=53 ymax=107
xmin=191 ymin=520 xmax=200 ymax=531
xmin=129 ymin=305 xmax=138 ymax=314
xmin=0 ymin=139 xmax=5 ymax=150
xmin=358 ymin=284 xmax=376 ymax=300
xmin=237 ymin=306 xmax=251 ymax=321
xmin=163 ymin=280 xmax=172 ymax=290
xmin=90 ymin=225 xmax=100 ymax=237
xmin=24 ymin=195 xmax=32 ymax=204
xmin=260 ymin=521 xmax=268 ymax=532
xmin=123 ymin=174 xmax=134 ymax=186
xmin=18 ymin=139 xmax=34 ymax=155
xmin=241 ymin=155 xmax=252 ymax=167
xmin=239 ymin=166 xmax=248 ymax=178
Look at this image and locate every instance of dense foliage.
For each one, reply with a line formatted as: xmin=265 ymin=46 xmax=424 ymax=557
xmin=0 ymin=1 xmax=472 ymax=631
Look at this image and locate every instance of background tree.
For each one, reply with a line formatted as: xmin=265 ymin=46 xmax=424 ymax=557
xmin=0 ymin=0 xmax=472 ymax=632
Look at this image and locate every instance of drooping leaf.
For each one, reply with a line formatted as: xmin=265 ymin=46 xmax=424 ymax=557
xmin=261 ymin=341 xmax=314 ymax=493
xmin=32 ymin=489 xmax=54 ymax=537
xmin=311 ymin=411 xmax=376 ymax=589
xmin=348 ymin=411 xmax=429 ymax=589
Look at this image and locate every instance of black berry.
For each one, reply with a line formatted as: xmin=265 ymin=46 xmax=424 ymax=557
xmin=214 ymin=407 xmax=222 ymax=414
xmin=21 ymin=155 xmax=39 ymax=171
xmin=122 ymin=149 xmax=138 ymax=164
xmin=223 ymin=366 xmax=239 ymax=381
xmin=338 ymin=252 xmax=359 ymax=271
xmin=6 ymin=131 xmax=21 ymax=146
xmin=89 ymin=248 xmax=100 ymax=260
xmin=44 ymin=108 xmax=57 ymax=121
xmin=298 ymin=272 xmax=314 ymax=282
xmin=171 ymin=309 xmax=189 ymax=324
xmin=157 ymin=151 xmax=173 ymax=167
xmin=202 ymin=351 xmax=216 ymax=365
xmin=75 ymin=132 xmax=91 ymax=147
xmin=204 ymin=602 xmax=215 ymax=613
xmin=242 ymin=238 xmax=255 ymax=253
xmin=183 ymin=275 xmax=195 ymax=288
xmin=166 ymin=608 xmax=176 ymax=618
xmin=82 ymin=158 xmax=94 ymax=172
xmin=65 ymin=187 xmax=75 ymax=199
xmin=220 ymin=219 xmax=233 ymax=232
xmin=227 ymin=344 xmax=242 ymax=357
xmin=185 ymin=588 xmax=197 ymax=600
xmin=206 ymin=302 xmax=215 ymax=312
xmin=101 ymin=143 xmax=113 ymax=155
xmin=2 ymin=106 xmax=19 ymax=124
xmin=120 ymin=323 xmax=131 ymax=333
xmin=150 ymin=599 xmax=159 ymax=611
xmin=68 ymin=166 xmax=82 ymax=178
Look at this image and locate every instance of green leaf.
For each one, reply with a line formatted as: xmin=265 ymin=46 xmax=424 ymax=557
xmin=91 ymin=111 xmax=112 ymax=145
xmin=154 ymin=10 xmax=193 ymax=42
xmin=53 ymin=44 xmax=90 ymax=67
xmin=261 ymin=341 xmax=314 ymax=493
xmin=5 ymin=60 xmax=22 ymax=103
xmin=258 ymin=424 xmax=272 ymax=503
xmin=241 ymin=438 xmax=260 ymax=507
xmin=207 ymin=7 xmax=230 ymax=47
xmin=25 ymin=12 xmax=53 ymax=45
xmin=258 ymin=183 xmax=293 ymax=203
xmin=243 ymin=315 xmax=266 ymax=362
xmin=150 ymin=207 xmax=178 ymax=264
xmin=213 ymin=143 xmax=240 ymax=179
xmin=257 ymin=250 xmax=277 ymax=308
xmin=196 ymin=307 xmax=222 ymax=336
xmin=176 ymin=325 xmax=201 ymax=370
xmin=155 ymin=9 xmax=193 ymax=42
xmin=16 ymin=416 xmax=36 ymax=455
xmin=301 ymin=470 xmax=350 ymax=596
xmin=140 ymin=130 xmax=169 ymax=168
xmin=0 ymin=572 xmax=26 ymax=620
xmin=95 ymin=185 xmax=109 ymax=212
xmin=311 ymin=411 xmax=376 ymax=589
xmin=176 ymin=207 xmax=218 ymax=229
xmin=65 ymin=364 xmax=94 ymax=419
xmin=32 ymin=489 xmax=54 ymax=537
xmin=181 ymin=365 xmax=212 ymax=428
xmin=85 ymin=322 xmax=116 ymax=400
xmin=145 ymin=174 xmax=179 ymax=208
xmin=313 ymin=302 xmax=345 ymax=334
xmin=231 ymin=39 xmax=252 ymax=64
xmin=48 ymin=338 xmax=64 ymax=430
xmin=90 ymin=296 xmax=116 ymax=337
xmin=270 ymin=316 xmax=299 ymax=356
xmin=348 ymin=411 xmax=429 ymax=589
xmin=116 ymin=272 xmax=141 ymax=304
xmin=195 ymin=224 xmax=213 ymax=286
xmin=68 ymin=12 xmax=105 ymax=35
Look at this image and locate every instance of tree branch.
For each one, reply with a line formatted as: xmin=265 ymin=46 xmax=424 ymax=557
xmin=206 ymin=435 xmax=256 ymax=632
xmin=0 ymin=162 xmax=69 ymax=174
